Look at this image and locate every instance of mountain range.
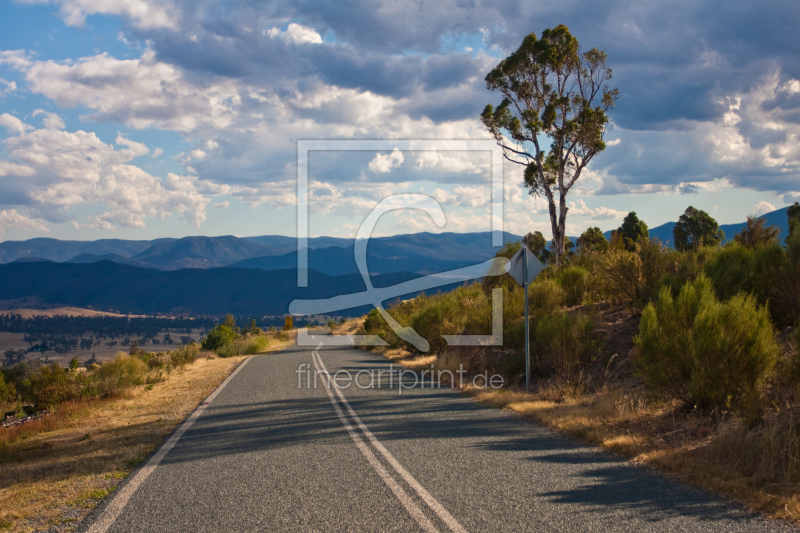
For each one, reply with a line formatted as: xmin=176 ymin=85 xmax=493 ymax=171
xmin=0 ymin=206 xmax=793 ymax=316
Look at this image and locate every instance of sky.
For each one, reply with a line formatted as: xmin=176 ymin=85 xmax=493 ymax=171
xmin=0 ymin=0 xmax=798 ymax=242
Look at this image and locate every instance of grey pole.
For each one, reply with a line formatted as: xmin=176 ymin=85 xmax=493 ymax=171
xmin=523 ymin=248 xmax=530 ymax=393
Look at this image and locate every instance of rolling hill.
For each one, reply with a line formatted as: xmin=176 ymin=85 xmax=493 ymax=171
xmin=0 ymin=261 xmax=464 ymax=317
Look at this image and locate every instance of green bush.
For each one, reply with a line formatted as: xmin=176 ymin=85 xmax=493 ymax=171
xmin=0 ymin=372 xmax=17 ymax=406
xmin=703 ymin=242 xmax=755 ymax=301
xmin=527 ymin=279 xmax=564 ymax=315
xmin=170 ymin=343 xmax=200 ymax=365
xmin=749 ymin=235 xmax=800 ymax=328
xmin=217 ymin=336 xmax=269 ymax=357
xmin=558 ymin=266 xmax=588 ymax=307
xmin=532 ymin=311 xmax=601 ymax=382
xmin=201 ymin=324 xmax=236 ymax=352
xmin=93 ymin=353 xmax=148 ymax=397
xmin=595 ymin=239 xmax=675 ymax=309
xmin=635 ymin=274 xmax=779 ymax=413
xmin=29 ymin=363 xmax=80 ymax=409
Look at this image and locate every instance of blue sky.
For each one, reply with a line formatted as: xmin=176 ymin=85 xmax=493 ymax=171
xmin=0 ymin=0 xmax=798 ymax=242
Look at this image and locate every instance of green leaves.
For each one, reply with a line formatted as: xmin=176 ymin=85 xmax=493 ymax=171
xmin=673 ymin=206 xmax=725 ymax=252
xmin=482 ymin=24 xmax=618 ymax=265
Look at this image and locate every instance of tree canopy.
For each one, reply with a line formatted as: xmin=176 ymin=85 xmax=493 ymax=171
xmin=577 ymin=226 xmax=609 ymax=253
xmin=615 ymin=212 xmax=649 ymax=250
xmin=673 ymin=206 xmax=725 ymax=251
xmin=734 ymin=216 xmax=780 ymax=249
xmin=522 ymin=231 xmax=551 ymax=262
xmin=482 ymin=25 xmax=618 ymax=265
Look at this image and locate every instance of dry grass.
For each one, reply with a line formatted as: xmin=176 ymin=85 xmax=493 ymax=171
xmin=0 ymin=308 xmax=147 ymax=318
xmin=0 ymin=337 xmax=293 ymax=532
xmin=462 ymin=383 xmax=800 ymax=524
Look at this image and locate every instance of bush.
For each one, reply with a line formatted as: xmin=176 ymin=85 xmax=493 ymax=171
xmin=170 ymin=343 xmax=200 ymax=366
xmin=558 ymin=266 xmax=588 ymax=307
xmin=29 ymin=363 xmax=80 ymax=409
xmin=595 ymin=239 xmax=675 ymax=309
xmin=0 ymin=372 xmax=16 ymax=406
xmin=635 ymin=275 xmax=779 ymax=413
xmin=527 ymin=279 xmax=564 ymax=315
xmin=749 ymin=236 xmax=800 ymax=328
xmin=201 ymin=324 xmax=236 ymax=352
xmin=703 ymin=242 xmax=755 ymax=301
xmin=532 ymin=311 xmax=601 ymax=382
xmin=93 ymin=353 xmax=148 ymax=397
xmin=217 ymin=336 xmax=269 ymax=357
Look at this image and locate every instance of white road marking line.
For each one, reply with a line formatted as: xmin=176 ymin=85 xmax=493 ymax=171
xmin=313 ymin=346 xmax=468 ymax=533
xmin=311 ymin=348 xmax=439 ymax=533
xmin=86 ymin=356 xmax=254 ymax=533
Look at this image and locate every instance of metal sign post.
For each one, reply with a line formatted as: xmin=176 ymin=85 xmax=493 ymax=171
xmin=507 ymin=246 xmax=545 ymax=394
xmin=523 ymin=249 xmax=530 ymax=393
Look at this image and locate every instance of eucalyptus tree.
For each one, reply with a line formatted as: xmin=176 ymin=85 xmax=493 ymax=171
xmin=482 ymin=25 xmax=618 ymax=265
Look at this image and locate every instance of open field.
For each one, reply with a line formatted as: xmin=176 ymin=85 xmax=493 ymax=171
xmin=0 ymin=330 xmax=208 ymax=367
xmin=0 ymin=308 xmax=148 ymax=319
xmin=0 ymin=336 xmax=294 ymax=533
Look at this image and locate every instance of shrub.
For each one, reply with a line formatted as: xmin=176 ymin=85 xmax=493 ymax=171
xmin=635 ymin=275 xmax=779 ymax=413
xmin=170 ymin=343 xmax=200 ymax=366
xmin=93 ymin=353 xmax=148 ymax=396
xmin=703 ymin=242 xmax=755 ymax=301
xmin=532 ymin=311 xmax=601 ymax=382
xmin=201 ymin=324 xmax=236 ymax=352
xmin=595 ymin=238 xmax=675 ymax=309
xmin=528 ymin=279 xmax=564 ymax=315
xmin=217 ymin=336 xmax=269 ymax=357
xmin=558 ymin=266 xmax=588 ymax=307
xmin=29 ymin=363 xmax=80 ymax=409
xmin=0 ymin=372 xmax=16 ymax=406
xmin=753 ymin=233 xmax=800 ymax=327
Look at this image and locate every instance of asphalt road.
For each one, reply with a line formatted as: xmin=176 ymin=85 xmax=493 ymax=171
xmin=80 ymin=341 xmax=795 ymax=532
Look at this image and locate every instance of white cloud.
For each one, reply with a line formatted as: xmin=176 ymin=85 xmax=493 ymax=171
xmin=0 ymin=77 xmax=16 ymax=96
xmin=368 ymin=148 xmax=404 ymax=173
xmin=752 ymin=200 xmax=776 ymax=216
xmin=214 ymin=201 xmax=230 ymax=209
xmin=0 ymin=209 xmax=49 ymax=235
xmin=0 ymin=125 xmax=210 ymax=229
xmin=0 ymin=113 xmax=32 ymax=136
xmin=265 ymin=23 xmax=323 ymax=44
xmin=414 ymin=151 xmax=484 ymax=175
xmin=32 ymin=109 xmax=66 ymax=130
xmin=6 ymin=50 xmax=240 ymax=133
xmin=568 ymin=199 xmax=627 ymax=220
xmin=42 ymin=0 xmax=178 ymax=29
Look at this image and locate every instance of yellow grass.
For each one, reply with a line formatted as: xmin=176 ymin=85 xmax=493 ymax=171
xmin=464 ymin=385 xmax=800 ymax=524
xmin=0 ymin=338 xmax=293 ymax=532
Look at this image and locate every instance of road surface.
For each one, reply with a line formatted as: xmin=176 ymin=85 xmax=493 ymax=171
xmin=80 ymin=342 xmax=794 ymax=532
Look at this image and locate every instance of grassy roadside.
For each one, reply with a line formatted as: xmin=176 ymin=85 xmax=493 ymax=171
xmin=334 ymin=315 xmax=800 ymax=525
xmin=0 ymin=337 xmax=293 ymax=533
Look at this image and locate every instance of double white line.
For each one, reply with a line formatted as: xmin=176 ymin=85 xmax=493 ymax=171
xmin=311 ymin=344 xmax=467 ymax=533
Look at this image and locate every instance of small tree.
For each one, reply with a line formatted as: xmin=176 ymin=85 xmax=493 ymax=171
xmin=615 ymin=212 xmax=648 ymax=250
xmin=577 ymin=226 xmax=608 ymax=253
xmin=734 ymin=216 xmax=780 ymax=249
xmin=522 ymin=231 xmax=551 ymax=262
xmin=787 ymin=201 xmax=800 ymax=241
xmin=482 ymin=25 xmax=618 ymax=265
xmin=673 ymin=206 xmax=724 ymax=251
